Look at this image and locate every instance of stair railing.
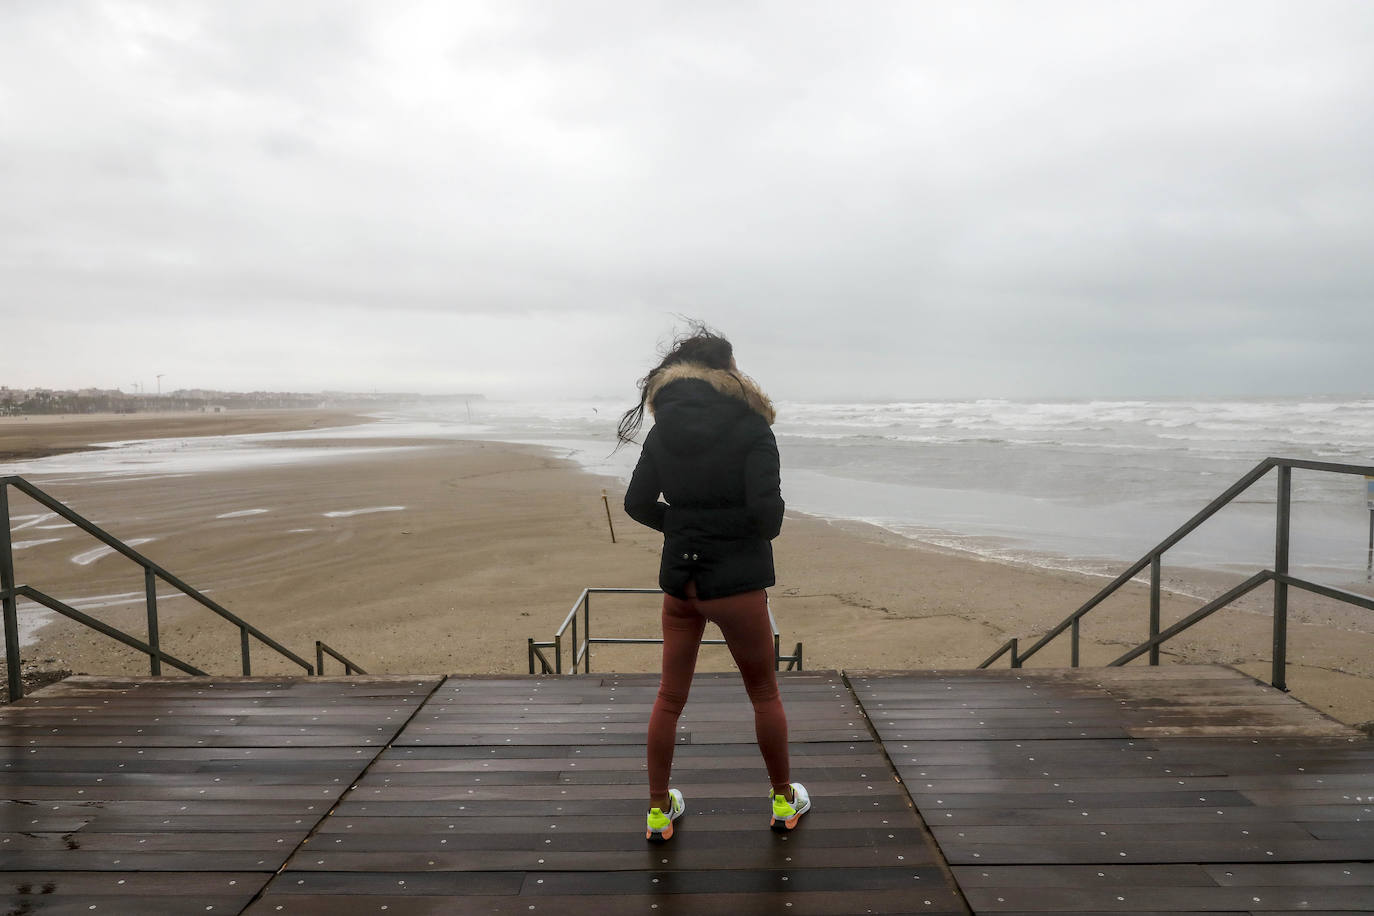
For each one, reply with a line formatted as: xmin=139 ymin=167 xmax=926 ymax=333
xmin=316 ymin=640 xmax=367 ymax=675
xmin=529 ymin=587 xmax=804 ymax=674
xmin=2 ymin=475 xmax=320 ymax=700
xmin=978 ymin=457 xmax=1374 ymax=690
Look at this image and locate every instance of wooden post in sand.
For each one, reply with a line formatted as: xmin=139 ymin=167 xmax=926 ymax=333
xmin=601 ymin=489 xmax=616 ymax=543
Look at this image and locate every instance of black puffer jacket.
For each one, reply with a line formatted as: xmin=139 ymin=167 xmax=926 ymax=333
xmin=624 ymin=363 xmax=784 ymax=600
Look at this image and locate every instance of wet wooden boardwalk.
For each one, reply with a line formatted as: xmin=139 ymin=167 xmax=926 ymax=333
xmin=1 ymin=666 xmax=1370 ymax=914
xmin=852 ymin=667 xmax=1372 ymax=914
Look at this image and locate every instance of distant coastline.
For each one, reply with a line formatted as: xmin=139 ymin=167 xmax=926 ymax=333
xmin=0 ymin=386 xmax=484 ymax=417
xmin=0 ymin=408 xmax=378 ymax=463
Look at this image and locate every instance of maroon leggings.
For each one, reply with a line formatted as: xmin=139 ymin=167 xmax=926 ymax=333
xmin=647 ymin=583 xmax=790 ymax=796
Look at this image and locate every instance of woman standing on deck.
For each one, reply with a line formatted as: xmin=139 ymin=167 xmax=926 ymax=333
xmin=619 ymin=323 xmax=809 ymax=842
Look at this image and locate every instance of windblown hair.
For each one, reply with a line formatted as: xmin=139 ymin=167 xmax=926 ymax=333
xmin=615 ymin=320 xmax=738 ymax=448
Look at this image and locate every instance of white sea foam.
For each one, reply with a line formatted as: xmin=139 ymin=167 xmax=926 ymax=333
xmin=215 ymin=509 xmax=270 ymax=519
xmin=48 ymin=589 xmax=201 ymax=612
xmin=70 ymin=537 xmax=156 ymax=566
xmin=12 ymin=538 xmax=63 ymax=550
xmin=322 ymin=506 xmax=406 ymax=518
xmin=0 ymin=424 xmax=429 ymax=478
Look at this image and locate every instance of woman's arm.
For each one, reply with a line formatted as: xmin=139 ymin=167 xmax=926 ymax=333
xmin=744 ymin=425 xmax=784 ymax=539
xmin=624 ymin=436 xmax=668 ymax=532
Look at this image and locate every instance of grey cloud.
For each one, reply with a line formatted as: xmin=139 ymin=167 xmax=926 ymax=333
xmin=1 ymin=1 xmax=1371 ymax=398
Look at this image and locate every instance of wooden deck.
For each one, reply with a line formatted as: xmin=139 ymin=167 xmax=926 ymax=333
xmin=1 ymin=666 xmax=1370 ymax=914
xmin=852 ymin=667 xmax=1372 ymax=914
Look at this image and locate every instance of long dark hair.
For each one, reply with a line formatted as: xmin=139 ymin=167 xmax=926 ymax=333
xmin=615 ymin=320 xmax=735 ymax=448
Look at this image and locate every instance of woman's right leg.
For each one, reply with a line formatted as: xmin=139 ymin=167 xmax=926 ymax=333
xmin=698 ymin=589 xmax=791 ymax=793
xmin=647 ymin=589 xmax=706 ymax=804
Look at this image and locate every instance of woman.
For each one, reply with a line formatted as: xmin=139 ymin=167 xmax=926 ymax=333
xmin=619 ymin=323 xmax=809 ymax=842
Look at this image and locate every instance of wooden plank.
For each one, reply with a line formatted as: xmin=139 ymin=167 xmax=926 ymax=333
xmin=1 ymin=894 xmax=258 ymax=914
xmin=342 ymin=782 xmax=907 ymax=802
xmin=313 ymin=811 xmax=937 ymax=835
xmin=302 ymin=825 xmax=931 ymax=851
xmin=910 ymin=804 xmax=1374 ymax=827
xmin=0 ymin=850 xmax=294 ymax=871
xmin=285 ymin=845 xmax=937 ymax=872
xmin=1 ymin=871 xmax=266 ymax=894
xmin=334 ymin=793 xmax=916 ymax=818
xmin=931 ymin=823 xmax=1316 ymax=845
xmin=961 ymin=883 xmax=1374 ymax=911
xmin=1202 ymin=861 xmax=1374 ymax=884
xmin=937 ymin=838 xmax=1374 ymax=865
xmin=511 ymin=865 xmax=950 ymax=894
xmin=951 ymin=864 xmax=1217 ymax=887
xmin=0 ymin=831 xmax=304 ymax=851
xmin=247 ymin=888 xmax=965 ymax=915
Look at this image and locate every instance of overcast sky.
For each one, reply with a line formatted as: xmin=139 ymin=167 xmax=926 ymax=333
xmin=2 ymin=1 xmax=1371 ymax=401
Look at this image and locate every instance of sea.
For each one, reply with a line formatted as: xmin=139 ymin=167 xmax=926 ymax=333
xmin=6 ymin=397 xmax=1373 ymax=592
xmin=421 ymin=396 xmax=1374 ymax=590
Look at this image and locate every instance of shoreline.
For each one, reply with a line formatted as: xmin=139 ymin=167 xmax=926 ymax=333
xmin=4 ymin=415 xmax=1372 ymax=725
xmin=0 ymin=408 xmax=375 ymax=462
xmin=499 ymin=435 xmax=1374 ymax=598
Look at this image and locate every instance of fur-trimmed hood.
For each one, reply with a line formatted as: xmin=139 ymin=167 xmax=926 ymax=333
xmin=645 ymin=362 xmax=776 ymax=425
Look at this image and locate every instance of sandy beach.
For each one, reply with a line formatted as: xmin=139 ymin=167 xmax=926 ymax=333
xmin=5 ymin=412 xmax=1373 ymax=726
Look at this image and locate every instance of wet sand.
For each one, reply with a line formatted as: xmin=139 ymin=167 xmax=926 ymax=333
xmin=0 ymin=409 xmax=372 ymax=461
xmin=6 ymin=415 xmax=1373 ymax=725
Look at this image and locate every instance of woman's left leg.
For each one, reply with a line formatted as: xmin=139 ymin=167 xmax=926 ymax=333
xmin=699 ymin=589 xmax=790 ymax=794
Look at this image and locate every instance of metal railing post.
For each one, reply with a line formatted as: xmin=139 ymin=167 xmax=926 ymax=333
xmin=1 ymin=483 xmax=22 ymax=701
xmin=313 ymin=641 xmax=363 ymax=675
xmin=1149 ymin=554 xmax=1161 ymax=666
xmin=583 ymin=591 xmax=591 ymax=674
xmin=554 ymin=633 xmax=563 ymax=674
xmin=1272 ymin=464 xmax=1292 ymax=690
xmin=1009 ymin=637 xmax=1021 ymax=668
xmin=571 ymin=608 xmax=579 ymax=674
xmin=145 ymin=567 xmax=161 ymax=676
xmin=1071 ymin=618 xmax=1079 ymax=667
xmin=241 ymin=625 xmax=252 ymax=676
xmin=527 ymin=638 xmax=536 ymax=675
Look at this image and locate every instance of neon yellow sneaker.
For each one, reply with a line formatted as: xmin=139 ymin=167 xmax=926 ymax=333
xmin=770 ymin=781 xmax=810 ymax=832
xmin=645 ymin=788 xmax=685 ymax=842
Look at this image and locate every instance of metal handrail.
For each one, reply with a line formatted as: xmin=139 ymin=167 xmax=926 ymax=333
xmin=9 ymin=584 xmax=206 ymax=677
xmin=528 ymin=587 xmax=804 ymax=675
xmin=316 ymin=640 xmax=367 ymax=675
xmin=978 ymin=457 xmax=1374 ymax=689
xmin=2 ymin=475 xmax=321 ymax=700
